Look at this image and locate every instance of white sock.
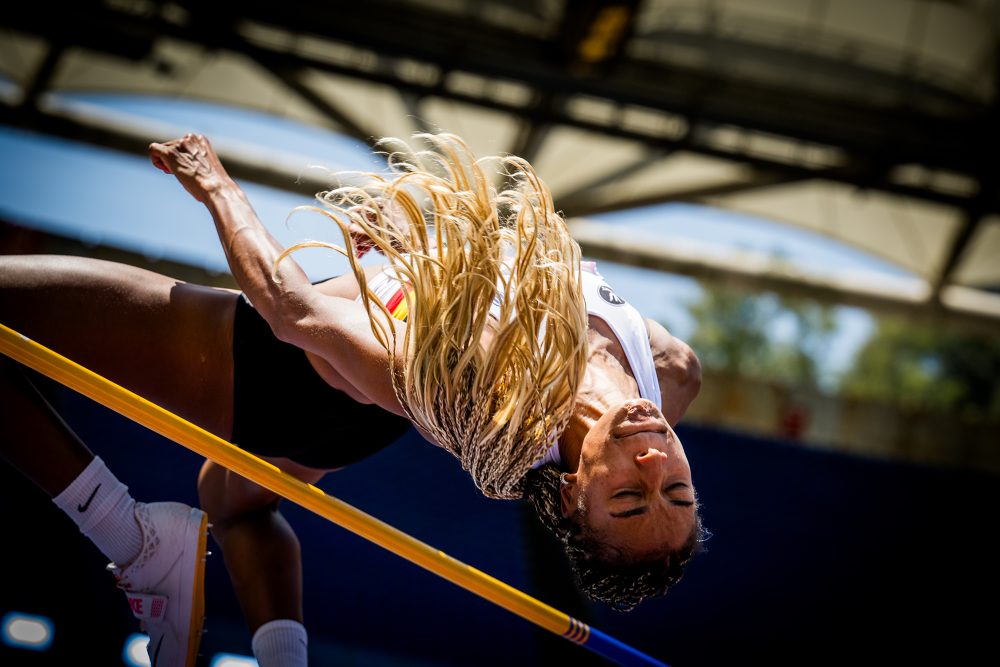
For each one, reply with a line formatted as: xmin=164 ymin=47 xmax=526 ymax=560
xmin=51 ymin=456 xmax=143 ymax=566
xmin=252 ymin=619 xmax=308 ymax=667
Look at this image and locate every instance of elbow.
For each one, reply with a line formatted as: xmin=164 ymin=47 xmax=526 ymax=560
xmin=666 ymin=342 xmax=702 ymax=425
xmin=263 ymin=295 xmax=315 ymax=347
xmin=269 ymin=311 xmax=311 ymax=348
xmin=268 ymin=315 xmax=296 ymax=345
xmin=683 ymin=344 xmax=703 ymax=400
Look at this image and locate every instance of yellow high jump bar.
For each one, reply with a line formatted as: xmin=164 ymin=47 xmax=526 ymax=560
xmin=0 ymin=321 xmax=666 ymax=667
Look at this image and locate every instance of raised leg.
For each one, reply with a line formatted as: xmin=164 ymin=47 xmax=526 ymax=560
xmin=0 ymin=254 xmax=237 ymax=440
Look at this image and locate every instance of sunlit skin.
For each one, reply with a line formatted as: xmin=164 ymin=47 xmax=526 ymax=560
xmin=558 ymin=321 xmax=697 ymax=559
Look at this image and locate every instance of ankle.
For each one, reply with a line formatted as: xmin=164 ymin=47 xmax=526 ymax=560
xmin=252 ymin=619 xmax=308 ymax=667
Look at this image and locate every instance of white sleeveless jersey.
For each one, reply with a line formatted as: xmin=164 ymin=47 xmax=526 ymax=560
xmin=532 ymin=262 xmax=661 ymax=469
xmin=579 ymin=261 xmax=661 ymax=406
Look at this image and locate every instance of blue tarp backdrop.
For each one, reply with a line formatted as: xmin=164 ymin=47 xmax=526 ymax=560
xmin=2 ymin=373 xmax=995 ymax=666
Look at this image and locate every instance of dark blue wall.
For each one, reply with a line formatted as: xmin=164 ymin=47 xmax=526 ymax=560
xmin=2 ymin=378 xmax=997 ymax=666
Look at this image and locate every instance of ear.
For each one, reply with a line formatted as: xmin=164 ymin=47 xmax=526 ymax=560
xmin=559 ymin=472 xmax=578 ymax=518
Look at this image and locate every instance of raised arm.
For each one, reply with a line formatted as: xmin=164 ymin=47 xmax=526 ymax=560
xmin=645 ymin=318 xmax=702 ymax=426
xmin=148 ymin=134 xmax=405 ymax=414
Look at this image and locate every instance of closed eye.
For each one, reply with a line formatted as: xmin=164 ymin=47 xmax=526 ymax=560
xmin=610 ymin=506 xmax=648 ymax=519
xmin=663 ymin=482 xmax=694 ymax=506
xmin=612 ymin=483 xmax=695 ymax=508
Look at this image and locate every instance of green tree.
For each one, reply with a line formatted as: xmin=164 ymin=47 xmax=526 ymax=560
xmin=840 ymin=316 xmax=1000 ymax=418
xmin=683 ymin=282 xmax=1000 ymax=418
xmin=685 ymin=284 xmax=837 ymax=391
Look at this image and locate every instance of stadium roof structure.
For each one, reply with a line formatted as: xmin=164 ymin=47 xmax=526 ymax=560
xmin=2 ymin=0 xmax=998 ymax=331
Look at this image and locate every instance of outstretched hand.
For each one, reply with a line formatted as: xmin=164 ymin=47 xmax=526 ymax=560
xmin=149 ymin=134 xmax=234 ymax=203
xmin=344 ymin=200 xmax=411 ymax=259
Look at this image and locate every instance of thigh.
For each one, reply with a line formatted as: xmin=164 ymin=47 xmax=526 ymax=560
xmin=0 ymin=254 xmax=238 ymax=438
xmin=197 ymin=457 xmax=329 ymax=522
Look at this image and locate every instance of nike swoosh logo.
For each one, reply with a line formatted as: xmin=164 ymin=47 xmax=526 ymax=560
xmin=77 ymin=483 xmax=101 ymax=512
xmin=152 ymin=634 xmax=164 ymax=665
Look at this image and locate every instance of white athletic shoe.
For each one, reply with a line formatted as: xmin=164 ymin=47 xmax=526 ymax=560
xmin=108 ymin=502 xmax=208 ymax=667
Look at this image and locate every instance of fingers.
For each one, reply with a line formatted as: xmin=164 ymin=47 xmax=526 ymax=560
xmin=343 ymin=200 xmax=412 ymax=258
xmin=347 ymin=205 xmax=384 ymax=257
xmin=348 ymin=227 xmax=374 ymax=258
xmin=148 ymin=142 xmax=172 ymax=173
xmin=148 ymin=133 xmax=214 ymax=173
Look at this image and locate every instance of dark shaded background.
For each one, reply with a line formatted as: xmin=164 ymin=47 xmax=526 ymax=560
xmin=2 ymin=374 xmax=996 ymax=666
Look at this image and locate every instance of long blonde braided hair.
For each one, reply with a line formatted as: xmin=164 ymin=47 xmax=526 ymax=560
xmin=278 ymin=133 xmax=588 ymax=499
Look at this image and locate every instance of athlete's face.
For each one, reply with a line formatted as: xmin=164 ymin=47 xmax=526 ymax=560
xmin=561 ymin=399 xmax=696 ymax=558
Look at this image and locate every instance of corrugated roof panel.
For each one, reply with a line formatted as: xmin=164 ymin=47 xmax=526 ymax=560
xmin=584 ymin=151 xmax=753 ymax=207
xmin=530 ymin=126 xmax=647 ymax=197
xmin=416 ymin=97 xmax=521 ymax=159
xmin=707 ymin=181 xmax=962 ymax=281
xmin=953 ymin=216 xmax=1000 ymax=288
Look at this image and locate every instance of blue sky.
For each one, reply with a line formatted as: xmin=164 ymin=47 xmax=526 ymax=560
xmin=0 ymin=93 xmax=905 ymax=382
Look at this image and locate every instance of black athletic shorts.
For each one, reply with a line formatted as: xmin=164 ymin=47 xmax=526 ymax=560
xmin=231 ymin=293 xmax=411 ymax=469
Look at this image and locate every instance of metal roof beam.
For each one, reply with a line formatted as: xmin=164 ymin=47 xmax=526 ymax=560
xmin=931 ymin=43 xmax=1000 ymax=297
xmin=569 ymin=218 xmax=1000 ymax=335
xmin=251 ymin=61 xmax=380 ymax=149
xmin=0 ymin=3 xmax=986 ymax=175
xmin=554 ymin=147 xmax=675 ymax=209
xmin=19 ymin=41 xmax=65 ymax=112
xmin=3 ymin=97 xmax=1000 ymax=334
xmin=237 ymin=44 xmax=985 ymax=212
xmin=559 ymin=171 xmax=810 ymax=218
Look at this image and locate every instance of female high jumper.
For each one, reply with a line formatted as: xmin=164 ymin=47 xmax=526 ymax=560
xmin=0 ymin=132 xmax=704 ymax=667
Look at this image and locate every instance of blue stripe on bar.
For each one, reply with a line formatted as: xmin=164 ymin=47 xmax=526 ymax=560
xmin=582 ymin=626 xmax=669 ymax=667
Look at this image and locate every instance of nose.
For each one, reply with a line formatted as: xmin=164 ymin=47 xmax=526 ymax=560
xmin=635 ymin=448 xmax=669 ymax=476
xmin=636 ymin=447 xmax=667 ymax=460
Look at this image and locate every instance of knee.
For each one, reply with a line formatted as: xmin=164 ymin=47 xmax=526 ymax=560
xmin=197 ymin=460 xmax=278 ymax=538
xmin=196 ymin=460 xmax=225 ymax=516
